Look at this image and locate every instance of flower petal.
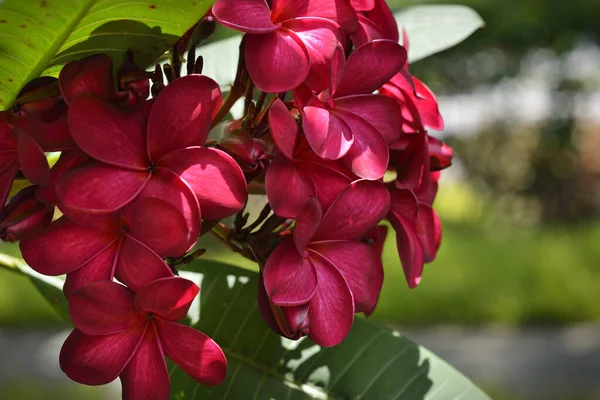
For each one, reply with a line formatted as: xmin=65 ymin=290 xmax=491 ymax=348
xmin=336 ymin=94 xmax=403 ymax=143
xmin=134 ymin=277 xmax=199 ymax=321
xmin=147 ymin=75 xmax=221 ymax=160
xmin=341 ymin=111 xmax=389 ymax=179
xmin=156 ymin=320 xmax=227 ymax=386
xmin=271 ymin=0 xmax=357 ymax=34
xmin=301 ymin=160 xmax=353 ymax=211
xmin=309 ymin=241 xmax=382 ymax=315
xmin=246 ymin=28 xmax=310 ymax=93
xmin=314 ymin=179 xmax=390 ymax=241
xmin=120 ymin=324 xmax=170 ymax=400
xmin=307 ymin=256 xmax=354 ymax=347
xmin=269 ymin=98 xmax=299 ymax=160
xmin=418 ymin=204 xmax=441 ymax=263
xmin=266 ymin=154 xmax=316 ymax=218
xmin=59 ymin=326 xmax=145 ymax=385
xmin=68 ymin=95 xmax=148 ymax=169
xmin=63 ymin=241 xmax=120 ymax=299
xmin=335 ymin=40 xmax=407 ymax=97
xmin=158 ymin=147 xmax=246 ymax=221
xmin=302 ymin=100 xmax=353 ymax=160
xmin=58 ymin=54 xmax=116 ymax=104
xmin=351 ymin=0 xmax=375 ymax=11
xmin=293 ymin=197 xmax=322 ymax=254
xmin=0 ymin=162 xmax=19 ymax=207
xmin=56 ymin=162 xmax=150 ymax=214
xmin=115 ymin=236 xmax=174 ymax=293
xmin=15 ymin=129 xmax=50 ymax=186
xmin=263 ymin=238 xmax=317 ymax=306
xmin=428 ymin=136 xmax=453 ymax=171
xmin=69 ymin=280 xmax=141 ymax=335
xmin=121 ymin=196 xmax=191 ymax=257
xmin=389 ymin=189 xmax=422 ymax=288
xmin=19 ymin=216 xmax=118 ymax=276
xmin=212 ymin=0 xmax=277 ymax=33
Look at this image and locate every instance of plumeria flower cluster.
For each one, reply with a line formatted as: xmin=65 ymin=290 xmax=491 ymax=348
xmin=0 ymin=0 xmax=453 ymax=397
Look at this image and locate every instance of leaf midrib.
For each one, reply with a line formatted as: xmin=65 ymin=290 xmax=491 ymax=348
xmin=3 ymin=0 xmax=97 ymax=107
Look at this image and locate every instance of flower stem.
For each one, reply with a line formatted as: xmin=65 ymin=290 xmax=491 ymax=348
xmin=0 ymin=252 xmax=26 ymax=276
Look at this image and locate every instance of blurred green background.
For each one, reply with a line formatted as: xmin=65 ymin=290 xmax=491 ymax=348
xmin=2 ymin=0 xmax=600 ymax=399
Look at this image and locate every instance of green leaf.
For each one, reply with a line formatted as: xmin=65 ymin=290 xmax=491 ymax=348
xmin=0 ymin=253 xmax=69 ymax=321
xmin=0 ymin=0 xmax=215 ymax=110
xmin=395 ymin=5 xmax=485 ymax=63
xmin=172 ymin=261 xmax=491 ymax=400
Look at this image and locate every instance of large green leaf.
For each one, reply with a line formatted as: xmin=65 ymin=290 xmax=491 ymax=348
xmin=395 ymin=5 xmax=485 ymax=63
xmin=174 ymin=261 xmax=491 ymax=400
xmin=0 ymin=0 xmax=214 ymax=109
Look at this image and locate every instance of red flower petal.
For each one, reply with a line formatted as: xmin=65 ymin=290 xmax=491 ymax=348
xmin=246 ymin=28 xmax=310 ymax=93
xmin=301 ymin=160 xmax=354 ymax=212
xmin=265 ymin=154 xmax=316 ymax=218
xmin=364 ymin=0 xmax=399 ymax=42
xmin=307 ymin=256 xmax=354 ymax=347
xmin=56 ymin=162 xmax=150 ymax=213
xmin=269 ymin=98 xmax=299 ymax=160
xmin=158 ymin=147 xmax=246 ymax=221
xmin=156 ymin=320 xmax=227 ymax=386
xmin=15 ymin=129 xmax=50 ymax=186
xmin=418 ymin=204 xmax=441 ymax=263
xmin=309 ymin=241 xmax=382 ymax=315
xmin=315 ymin=179 xmax=390 ymax=241
xmin=0 ymin=162 xmax=19 ymax=207
xmin=58 ymin=54 xmax=116 ymax=104
xmin=389 ymin=189 xmax=422 ymax=288
xmin=68 ymin=95 xmax=148 ymax=170
xmin=63 ymin=241 xmax=120 ymax=299
xmin=69 ymin=280 xmax=141 ymax=335
xmin=121 ymin=196 xmax=191 ymax=257
xmin=335 ymin=40 xmax=407 ymax=97
xmin=341 ymin=111 xmax=389 ymax=179
xmin=263 ymin=238 xmax=317 ymax=306
xmin=293 ymin=197 xmax=322 ymax=254
xmin=336 ymin=94 xmax=403 ymax=143
xmin=120 ymin=324 xmax=170 ymax=400
xmin=115 ymin=236 xmax=174 ymax=293
xmin=271 ymin=0 xmax=357 ymax=34
xmin=59 ymin=326 xmax=145 ymax=385
xmin=147 ymin=75 xmax=221 ymax=161
xmin=134 ymin=277 xmax=199 ymax=321
xmin=59 ymin=206 xmax=122 ymax=231
xmin=19 ymin=216 xmax=118 ymax=276
xmin=351 ymin=0 xmax=375 ymax=11
xmin=302 ymin=100 xmax=353 ymax=160
xmin=428 ymin=136 xmax=453 ymax=171
xmin=212 ymin=0 xmax=278 ymax=33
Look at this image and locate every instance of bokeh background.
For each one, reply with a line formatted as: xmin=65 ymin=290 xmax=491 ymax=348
xmin=1 ymin=0 xmax=600 ymax=399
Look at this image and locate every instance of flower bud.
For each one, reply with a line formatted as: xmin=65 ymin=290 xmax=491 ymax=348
xmin=217 ymin=125 xmax=268 ymax=174
xmin=0 ymin=186 xmax=54 ymax=242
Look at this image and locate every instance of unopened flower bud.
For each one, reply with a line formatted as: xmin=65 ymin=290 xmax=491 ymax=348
xmin=0 ymin=186 xmax=53 ymax=242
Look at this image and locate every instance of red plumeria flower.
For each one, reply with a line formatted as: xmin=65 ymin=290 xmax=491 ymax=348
xmin=60 ymin=278 xmax=227 ymax=399
xmin=0 ymin=185 xmax=54 ymax=242
xmin=55 ymin=74 xmax=247 ymax=225
xmin=299 ymin=40 xmax=406 ymax=179
xmin=260 ymin=180 xmax=390 ymax=346
xmin=19 ymin=191 xmax=194 ymax=297
xmin=266 ymin=98 xmax=356 ymax=217
xmin=351 ymin=0 xmax=399 ymax=47
xmin=212 ymin=0 xmax=354 ymax=92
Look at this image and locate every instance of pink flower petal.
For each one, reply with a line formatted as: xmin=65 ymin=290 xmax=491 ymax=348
xmin=212 ymin=0 xmax=277 ymax=33
xmin=301 ymin=160 xmax=354 ymax=212
xmin=393 ymin=132 xmax=429 ymax=191
xmin=69 ymin=280 xmax=142 ymax=336
xmin=147 ymin=75 xmax=221 ymax=161
xmin=15 ymin=129 xmax=50 ymax=186
xmin=158 ymin=147 xmax=246 ymax=221
xmin=246 ymin=28 xmax=310 ymax=93
xmin=418 ymin=204 xmax=441 ymax=263
xmin=428 ymin=136 xmax=453 ymax=171
xmin=19 ymin=216 xmax=118 ymax=276
xmin=59 ymin=326 xmax=145 ymax=385
xmin=336 ymin=94 xmax=403 ymax=143
xmin=315 ymin=179 xmax=390 ymax=241
xmin=156 ymin=320 xmax=227 ymax=386
xmin=120 ymin=324 xmax=170 ymax=400
xmin=271 ymin=0 xmax=357 ymax=34
xmin=413 ymin=77 xmax=444 ymax=130
xmin=58 ymin=54 xmax=117 ymax=104
xmin=263 ymin=238 xmax=317 ymax=306
xmin=352 ymin=14 xmax=384 ymax=48
xmin=56 ymin=162 xmax=150 ymax=214
xmin=121 ymin=196 xmax=191 ymax=257
xmin=309 ymin=241 xmax=382 ymax=315
xmin=115 ymin=236 xmax=174 ymax=293
xmin=63 ymin=241 xmax=120 ymax=299
xmin=284 ymin=17 xmax=343 ymax=93
xmin=134 ymin=277 xmax=199 ymax=321
xmin=307 ymin=256 xmax=354 ymax=347
xmin=351 ymin=0 xmax=375 ymax=11
xmin=340 ymin=111 xmax=389 ymax=179
xmin=363 ymin=0 xmax=399 ymax=42
xmin=302 ymin=100 xmax=353 ymax=160
xmin=265 ymin=154 xmax=316 ymax=218
xmin=269 ymin=98 xmax=299 ymax=159
xmin=389 ymin=189 xmax=422 ymax=288
xmin=68 ymin=95 xmax=148 ymax=170
xmin=293 ymin=197 xmax=322 ymax=254
xmin=335 ymin=40 xmax=407 ymax=97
